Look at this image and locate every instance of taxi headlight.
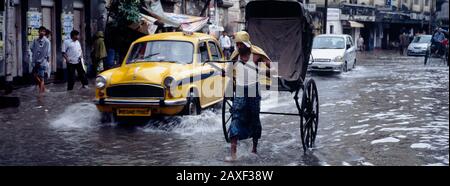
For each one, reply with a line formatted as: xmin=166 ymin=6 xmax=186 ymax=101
xmin=334 ymin=56 xmax=344 ymax=62
xmin=95 ymin=76 xmax=107 ymax=89
xmin=164 ymin=76 xmax=175 ymax=88
xmin=164 ymin=76 xmax=176 ymax=97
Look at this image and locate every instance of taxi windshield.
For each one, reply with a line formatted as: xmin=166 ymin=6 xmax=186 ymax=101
xmin=312 ymin=37 xmax=345 ymax=49
xmin=127 ymin=41 xmax=194 ymax=64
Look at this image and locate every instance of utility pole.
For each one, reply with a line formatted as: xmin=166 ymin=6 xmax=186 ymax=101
xmin=323 ymin=0 xmax=328 ymax=34
xmin=429 ymin=0 xmax=435 ymax=33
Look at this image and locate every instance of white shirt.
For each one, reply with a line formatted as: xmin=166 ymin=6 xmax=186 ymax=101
xmin=236 ymin=54 xmax=258 ymax=86
xmin=63 ymin=39 xmax=83 ymax=64
xmin=219 ymin=35 xmax=231 ymax=49
xmin=358 ymin=37 xmax=364 ymax=44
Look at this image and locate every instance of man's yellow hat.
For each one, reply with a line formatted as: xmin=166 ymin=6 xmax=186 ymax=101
xmin=234 ymin=31 xmax=252 ymax=48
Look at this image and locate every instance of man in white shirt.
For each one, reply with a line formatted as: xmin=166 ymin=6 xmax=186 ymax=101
xmin=357 ymin=35 xmax=364 ymax=51
xmin=63 ymin=30 xmax=88 ymax=90
xmin=219 ymin=31 xmax=231 ymax=59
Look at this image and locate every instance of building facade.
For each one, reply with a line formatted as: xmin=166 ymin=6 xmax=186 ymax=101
xmin=306 ymin=0 xmax=436 ymax=50
xmin=1 ymin=0 xmax=108 ymax=85
xmin=1 ymin=0 xmax=236 ymax=85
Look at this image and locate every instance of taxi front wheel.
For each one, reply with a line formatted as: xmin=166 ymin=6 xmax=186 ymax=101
xmin=182 ymin=91 xmax=201 ymax=115
xmin=100 ymin=112 xmax=114 ymax=123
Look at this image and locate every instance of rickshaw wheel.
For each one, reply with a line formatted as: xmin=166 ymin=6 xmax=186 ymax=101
xmin=222 ymin=96 xmax=233 ymax=143
xmin=424 ymin=50 xmax=429 ymax=65
xmin=300 ymin=78 xmax=319 ymax=151
xmin=222 ymin=80 xmax=235 ymax=143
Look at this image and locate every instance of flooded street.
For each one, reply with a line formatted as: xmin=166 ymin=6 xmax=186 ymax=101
xmin=0 ymin=51 xmax=448 ymax=166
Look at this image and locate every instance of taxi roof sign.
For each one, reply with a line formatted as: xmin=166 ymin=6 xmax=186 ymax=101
xmin=183 ymin=31 xmax=194 ymax=36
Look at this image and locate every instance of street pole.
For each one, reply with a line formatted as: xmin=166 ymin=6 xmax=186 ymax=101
xmin=323 ymin=0 xmax=328 ymax=34
xmin=429 ymin=0 xmax=435 ymax=33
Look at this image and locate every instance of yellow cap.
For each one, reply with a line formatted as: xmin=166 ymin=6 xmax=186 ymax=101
xmin=234 ymin=31 xmax=252 ymax=48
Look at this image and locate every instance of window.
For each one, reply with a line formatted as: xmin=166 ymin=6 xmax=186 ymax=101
xmin=425 ymin=0 xmax=429 ymax=6
xmin=347 ymin=37 xmax=354 ymax=47
xmin=412 ymin=35 xmax=432 ymax=43
xmin=198 ymin=42 xmax=210 ymax=63
xmin=126 ymin=41 xmax=194 ymax=64
xmin=414 ymin=0 xmax=419 ymax=5
xmin=208 ymin=41 xmax=222 ymax=61
xmin=312 ymin=37 xmax=346 ymax=49
xmin=330 ymin=25 xmax=334 ymax=34
xmin=403 ymin=0 xmax=408 ymax=4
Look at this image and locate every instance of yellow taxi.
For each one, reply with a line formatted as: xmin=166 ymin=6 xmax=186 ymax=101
xmin=94 ymin=32 xmax=228 ymax=120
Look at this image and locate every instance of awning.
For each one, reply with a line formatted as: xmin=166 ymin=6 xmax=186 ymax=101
xmin=164 ymin=13 xmax=209 ymax=32
xmin=129 ymin=0 xmax=210 ymax=35
xmin=128 ymin=14 xmax=159 ymax=35
xmin=349 ymin=21 xmax=364 ymax=28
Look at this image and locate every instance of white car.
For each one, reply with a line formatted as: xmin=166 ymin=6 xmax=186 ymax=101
xmin=308 ymin=34 xmax=357 ymax=72
xmin=407 ymin=35 xmax=432 ymax=56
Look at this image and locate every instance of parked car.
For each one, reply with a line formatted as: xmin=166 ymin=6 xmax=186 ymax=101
xmin=308 ymin=34 xmax=357 ymax=73
xmin=94 ymin=32 xmax=228 ymax=121
xmin=407 ymin=35 xmax=432 ymax=56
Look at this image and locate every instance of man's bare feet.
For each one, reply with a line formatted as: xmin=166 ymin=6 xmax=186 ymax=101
xmin=252 ymin=139 xmax=258 ymax=154
xmin=251 ymin=149 xmax=257 ymax=154
xmin=224 ymin=155 xmax=237 ymax=162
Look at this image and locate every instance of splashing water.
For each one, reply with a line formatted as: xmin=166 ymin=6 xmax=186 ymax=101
xmin=142 ymin=110 xmax=222 ymax=136
xmin=50 ymin=102 xmax=101 ymax=130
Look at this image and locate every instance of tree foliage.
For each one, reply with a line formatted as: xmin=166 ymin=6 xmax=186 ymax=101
xmin=108 ymin=0 xmax=142 ymax=27
xmin=106 ymin=0 xmax=146 ymax=63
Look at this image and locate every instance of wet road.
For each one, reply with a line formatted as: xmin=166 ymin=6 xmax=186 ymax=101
xmin=0 ymin=51 xmax=448 ymax=166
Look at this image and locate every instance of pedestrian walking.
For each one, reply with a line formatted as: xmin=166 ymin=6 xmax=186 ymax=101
xmin=399 ymin=33 xmax=409 ymax=55
xmin=30 ymin=26 xmax=51 ymax=97
xmin=358 ymin=35 xmax=364 ymax=51
xmin=63 ymin=30 xmax=89 ymax=91
xmin=91 ymin=31 xmax=108 ymax=76
xmin=223 ymin=31 xmax=272 ymax=161
xmin=219 ymin=31 xmax=232 ymax=59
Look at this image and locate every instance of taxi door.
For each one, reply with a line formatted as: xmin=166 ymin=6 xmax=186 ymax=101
xmin=200 ymin=40 xmax=225 ymax=107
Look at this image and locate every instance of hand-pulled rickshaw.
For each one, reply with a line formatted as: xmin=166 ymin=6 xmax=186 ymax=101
xmin=424 ymin=28 xmax=449 ymax=66
xmin=208 ymin=0 xmax=319 ymax=152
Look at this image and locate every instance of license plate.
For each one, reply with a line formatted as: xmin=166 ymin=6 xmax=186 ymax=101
xmin=117 ymin=108 xmax=151 ymax=116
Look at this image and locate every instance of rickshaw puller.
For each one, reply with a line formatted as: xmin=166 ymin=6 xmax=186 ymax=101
xmin=224 ymin=31 xmax=272 ymax=161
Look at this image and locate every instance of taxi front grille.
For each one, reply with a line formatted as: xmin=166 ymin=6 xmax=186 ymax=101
xmin=106 ymin=84 xmax=165 ymax=98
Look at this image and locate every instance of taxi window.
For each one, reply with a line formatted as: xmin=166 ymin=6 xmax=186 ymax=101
xmin=208 ymin=41 xmax=222 ymax=61
xmin=198 ymin=41 xmax=210 ymax=63
xmin=127 ymin=41 xmax=194 ymax=64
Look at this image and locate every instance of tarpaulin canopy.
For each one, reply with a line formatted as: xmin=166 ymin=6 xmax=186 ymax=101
xmin=164 ymin=13 xmax=209 ymax=32
xmin=130 ymin=0 xmax=209 ymax=34
xmin=245 ymin=0 xmax=314 ymax=85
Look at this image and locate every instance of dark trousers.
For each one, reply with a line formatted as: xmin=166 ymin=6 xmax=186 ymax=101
xmin=223 ymin=48 xmax=230 ymax=59
xmin=91 ymin=58 xmax=106 ymax=77
xmin=67 ymin=62 xmax=88 ymax=90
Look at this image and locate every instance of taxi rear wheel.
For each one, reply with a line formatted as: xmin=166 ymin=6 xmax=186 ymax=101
xmin=182 ymin=91 xmax=201 ymax=115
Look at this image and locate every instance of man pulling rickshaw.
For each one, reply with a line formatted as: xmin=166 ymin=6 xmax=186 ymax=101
xmin=223 ymin=31 xmax=272 ymax=161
